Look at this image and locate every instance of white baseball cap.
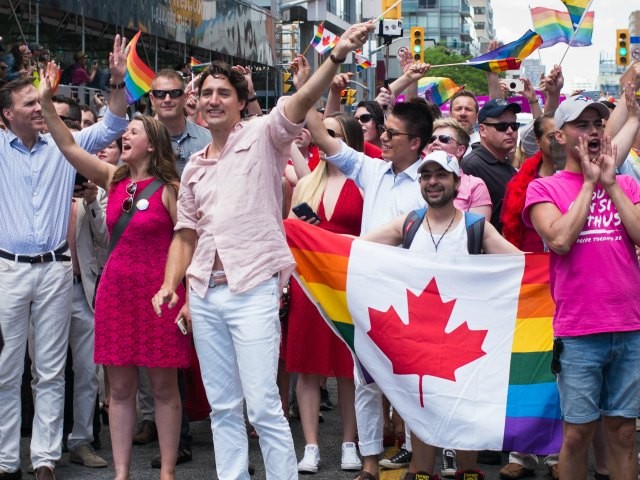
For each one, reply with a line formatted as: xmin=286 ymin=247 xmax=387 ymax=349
xmin=418 ymin=150 xmax=461 ymax=177
xmin=554 ymin=95 xmax=610 ymax=129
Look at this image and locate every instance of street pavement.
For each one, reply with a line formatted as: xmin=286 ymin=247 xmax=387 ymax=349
xmin=18 ymin=378 xmax=617 ymax=479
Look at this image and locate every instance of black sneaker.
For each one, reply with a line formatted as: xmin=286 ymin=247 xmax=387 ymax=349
xmin=379 ymin=448 xmax=412 ymax=469
xmin=150 ymin=447 xmax=193 ymax=469
xmin=320 ymin=387 xmax=333 ymax=411
xmin=441 ymin=449 xmax=457 ymax=478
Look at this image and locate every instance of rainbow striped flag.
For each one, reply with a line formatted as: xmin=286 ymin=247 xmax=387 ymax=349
xmin=417 ymin=77 xmax=464 ymax=106
xmin=560 ymin=0 xmax=591 ymax=29
xmin=467 ymin=30 xmax=543 ymax=72
xmin=355 ymin=53 xmax=372 ymax=73
xmin=190 ymin=57 xmax=210 ymax=73
xmin=285 ymin=220 xmax=561 ymax=454
xmin=531 ymin=7 xmax=593 ymax=48
xmin=311 ymin=24 xmax=338 ymax=55
xmin=124 ymin=31 xmax=155 ymax=105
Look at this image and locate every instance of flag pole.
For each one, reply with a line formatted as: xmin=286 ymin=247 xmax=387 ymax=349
xmin=375 ymin=0 xmax=402 ymax=22
xmin=349 ymin=79 xmax=370 ymax=90
xmin=558 ymin=0 xmax=594 ymax=66
xmin=301 ymin=20 xmax=325 ymax=57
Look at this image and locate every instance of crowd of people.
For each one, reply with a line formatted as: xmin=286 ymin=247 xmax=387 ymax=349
xmin=0 ymin=19 xmax=640 ymax=480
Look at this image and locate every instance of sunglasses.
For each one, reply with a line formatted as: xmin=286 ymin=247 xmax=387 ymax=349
xmin=122 ymin=182 xmax=138 ymax=213
xmin=150 ymin=89 xmax=185 ymax=99
xmin=482 ymin=122 xmax=520 ymax=132
xmin=327 ymin=128 xmax=344 ymax=138
xmin=378 ymin=125 xmax=414 ymax=140
xmin=429 ymin=134 xmax=459 ymax=145
xmin=355 ymin=113 xmax=374 ymax=124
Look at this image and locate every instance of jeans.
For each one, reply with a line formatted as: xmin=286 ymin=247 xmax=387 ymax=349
xmin=190 ymin=276 xmax=297 ymax=480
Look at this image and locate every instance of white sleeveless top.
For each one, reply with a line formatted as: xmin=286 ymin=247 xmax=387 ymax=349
xmin=409 ymin=215 xmax=469 ymax=255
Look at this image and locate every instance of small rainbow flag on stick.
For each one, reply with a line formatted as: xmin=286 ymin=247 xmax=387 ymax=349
xmin=124 ymin=31 xmax=155 ymax=105
xmin=417 ymin=77 xmax=464 ymax=106
xmin=355 ymin=52 xmax=372 ymax=73
xmin=285 ymin=219 xmax=562 ymax=454
xmin=466 ymin=30 xmax=543 ymax=72
xmin=560 ymin=0 xmax=591 ymax=29
xmin=190 ymin=57 xmax=211 ymax=73
xmin=531 ymin=7 xmax=593 ymax=48
xmin=311 ymin=24 xmax=339 ymax=55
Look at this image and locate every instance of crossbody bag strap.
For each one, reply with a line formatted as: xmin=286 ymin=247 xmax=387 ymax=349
xmin=107 ymin=179 xmax=164 ymax=257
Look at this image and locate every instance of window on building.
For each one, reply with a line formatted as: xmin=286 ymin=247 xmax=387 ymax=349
xmin=419 ymin=0 xmax=438 ymax=8
xmin=474 ymin=7 xmax=485 ymax=14
xmin=475 ymin=22 xmax=485 ymax=30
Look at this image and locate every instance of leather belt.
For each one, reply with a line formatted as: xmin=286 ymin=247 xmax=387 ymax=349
xmin=0 ymin=242 xmax=71 ymax=264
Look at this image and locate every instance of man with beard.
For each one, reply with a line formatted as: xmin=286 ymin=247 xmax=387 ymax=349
xmin=524 ymin=95 xmax=640 ymax=480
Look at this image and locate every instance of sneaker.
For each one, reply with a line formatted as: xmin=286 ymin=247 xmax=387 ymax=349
xmin=297 ymin=444 xmax=320 ymax=473
xmin=341 ymin=442 xmax=362 ymax=471
xmin=441 ymin=449 xmax=457 ymax=478
xmin=455 ymin=470 xmax=485 ymax=480
xmin=69 ymin=444 xmax=108 ymax=468
xmin=132 ymin=420 xmax=157 ymax=445
xmin=320 ymin=387 xmax=333 ymax=411
xmin=379 ymin=448 xmax=412 ymax=469
xmin=150 ymin=447 xmax=193 ymax=469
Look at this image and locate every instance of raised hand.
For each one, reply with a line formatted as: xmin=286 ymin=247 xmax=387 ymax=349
xmin=290 ymin=54 xmax=311 ymax=90
xmin=232 ymin=65 xmax=255 ymax=93
xmin=598 ymin=135 xmax=618 ymax=187
xmin=109 ymin=34 xmax=128 ymax=83
xmin=330 ymin=72 xmax=354 ymax=94
xmin=332 ymin=22 xmax=377 ymax=59
xmin=575 ymin=136 xmax=603 ymax=185
xmin=375 ymin=86 xmax=395 ymax=109
xmin=623 ymin=81 xmax=640 ymax=119
xmin=404 ymin=62 xmax=430 ymax=81
xmin=38 ymin=61 xmax=60 ymax=101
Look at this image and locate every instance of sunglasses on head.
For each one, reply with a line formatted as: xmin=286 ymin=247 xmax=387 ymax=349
xmin=482 ymin=122 xmax=520 ymax=132
xmin=429 ymin=134 xmax=459 ymax=145
xmin=122 ymin=181 xmax=138 ymax=213
xmin=150 ymin=89 xmax=185 ymax=99
xmin=327 ymin=128 xmax=344 ymax=138
xmin=355 ymin=113 xmax=374 ymax=124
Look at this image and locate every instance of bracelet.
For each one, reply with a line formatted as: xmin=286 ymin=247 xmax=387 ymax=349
xmin=528 ymin=98 xmax=539 ymax=105
xmin=109 ymin=81 xmax=126 ymax=90
xmin=329 ymin=54 xmax=346 ymax=64
xmin=247 ymin=95 xmax=258 ymax=102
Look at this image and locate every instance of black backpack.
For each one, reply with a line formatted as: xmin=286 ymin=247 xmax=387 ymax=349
xmin=401 ymin=208 xmax=485 ymax=254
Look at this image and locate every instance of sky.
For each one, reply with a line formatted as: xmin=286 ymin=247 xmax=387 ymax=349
xmin=491 ymin=0 xmax=636 ymax=89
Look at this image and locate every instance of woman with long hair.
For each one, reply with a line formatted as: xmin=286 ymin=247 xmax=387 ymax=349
xmin=286 ymin=113 xmax=364 ymax=474
xmin=38 ymin=64 xmax=187 ymax=480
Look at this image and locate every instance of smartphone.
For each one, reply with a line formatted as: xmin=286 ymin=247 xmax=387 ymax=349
xmin=579 ymin=90 xmax=601 ymax=102
xmin=177 ymin=317 xmax=188 ymax=335
xmin=503 ymin=79 xmax=525 ymax=92
xmin=74 ymin=172 xmax=88 ymax=192
xmin=292 ymin=202 xmax=320 ymax=222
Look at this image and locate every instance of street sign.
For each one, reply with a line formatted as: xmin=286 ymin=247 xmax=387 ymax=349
xmin=631 ymin=36 xmax=640 ymax=61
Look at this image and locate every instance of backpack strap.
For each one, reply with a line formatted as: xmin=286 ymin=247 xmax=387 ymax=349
xmin=401 ymin=208 xmax=427 ymax=249
xmin=464 ymin=212 xmax=485 ymax=255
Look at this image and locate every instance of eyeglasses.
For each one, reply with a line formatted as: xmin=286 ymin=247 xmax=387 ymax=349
xmin=429 ymin=134 xmax=459 ymax=145
xmin=482 ymin=122 xmax=520 ymax=132
xmin=355 ymin=113 xmax=374 ymax=124
xmin=122 ymin=182 xmax=137 ymax=212
xmin=378 ymin=125 xmax=414 ymax=140
xmin=150 ymin=89 xmax=185 ymax=99
xmin=327 ymin=128 xmax=344 ymax=138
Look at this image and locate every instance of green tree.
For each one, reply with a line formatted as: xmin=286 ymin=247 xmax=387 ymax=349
xmin=424 ymin=46 xmax=491 ymax=95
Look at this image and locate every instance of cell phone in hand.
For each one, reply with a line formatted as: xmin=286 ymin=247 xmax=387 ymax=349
xmin=74 ymin=172 xmax=88 ymax=194
xmin=502 ymin=79 xmax=525 ymax=92
xmin=177 ymin=317 xmax=188 ymax=335
xmin=292 ymin=202 xmax=320 ymax=222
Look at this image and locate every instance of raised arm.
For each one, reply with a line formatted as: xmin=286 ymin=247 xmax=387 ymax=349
xmin=305 ymin=107 xmax=342 ymax=157
xmin=362 ymin=214 xmax=406 ymax=246
xmin=38 ymin=62 xmax=115 ymax=189
xmin=324 ymin=72 xmax=354 ymax=117
xmin=104 ymin=34 xmax=129 ymax=119
xmin=388 ymin=61 xmax=431 ymax=100
xmin=233 ymin=65 xmax=262 ymax=117
xmin=609 ymin=82 xmax=640 ymax=168
xmin=542 ymin=65 xmax=563 ymax=114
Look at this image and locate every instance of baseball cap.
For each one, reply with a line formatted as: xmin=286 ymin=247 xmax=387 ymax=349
xmin=418 ymin=150 xmax=461 ymax=177
xmin=554 ymin=95 xmax=610 ymax=129
xmin=478 ymin=98 xmax=521 ymax=123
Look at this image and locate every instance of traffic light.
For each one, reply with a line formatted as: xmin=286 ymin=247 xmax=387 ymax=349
xmin=340 ymin=88 xmax=357 ymax=106
xmin=282 ymin=71 xmax=293 ymax=94
xmin=616 ymin=29 xmax=630 ymax=67
xmin=382 ymin=0 xmax=402 ymax=20
xmin=411 ymin=27 xmax=425 ymax=63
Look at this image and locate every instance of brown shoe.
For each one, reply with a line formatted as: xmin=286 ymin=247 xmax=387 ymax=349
xmin=0 ymin=470 xmax=22 ymax=479
xmin=548 ymin=464 xmax=559 ymax=480
xmin=34 ymin=466 xmax=55 ymax=480
xmin=499 ymin=463 xmax=534 ymax=479
xmin=132 ymin=420 xmax=157 ymax=445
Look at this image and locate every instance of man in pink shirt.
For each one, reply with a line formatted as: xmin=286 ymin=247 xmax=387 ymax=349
xmin=152 ymin=22 xmax=376 ymax=480
xmin=524 ymin=95 xmax=640 ymax=480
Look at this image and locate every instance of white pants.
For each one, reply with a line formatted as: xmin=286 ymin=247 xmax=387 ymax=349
xmin=355 ymin=380 xmax=384 ymax=457
xmin=190 ymin=276 xmax=297 ymax=480
xmin=0 ymin=258 xmax=72 ymax=471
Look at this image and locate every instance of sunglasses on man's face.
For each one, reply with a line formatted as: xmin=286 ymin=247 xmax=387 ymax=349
xmin=150 ymin=89 xmax=185 ymax=99
xmin=429 ymin=134 xmax=459 ymax=145
xmin=482 ymin=122 xmax=520 ymax=132
xmin=355 ymin=113 xmax=374 ymax=124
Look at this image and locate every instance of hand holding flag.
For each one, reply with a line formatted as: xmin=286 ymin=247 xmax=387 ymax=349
xmin=124 ymin=32 xmax=155 ymax=105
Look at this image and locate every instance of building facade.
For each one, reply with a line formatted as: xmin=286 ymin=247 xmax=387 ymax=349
xmin=470 ymin=0 xmax=495 ymax=52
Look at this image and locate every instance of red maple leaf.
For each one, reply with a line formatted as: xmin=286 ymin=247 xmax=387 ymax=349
xmin=322 ymin=35 xmax=333 ymax=46
xmin=367 ymin=278 xmax=488 ymax=407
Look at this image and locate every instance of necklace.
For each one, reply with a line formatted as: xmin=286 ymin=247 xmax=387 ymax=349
xmin=425 ymin=210 xmax=457 ymax=252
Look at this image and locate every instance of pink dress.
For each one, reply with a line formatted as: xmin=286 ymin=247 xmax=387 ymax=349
xmin=94 ymin=178 xmax=189 ymax=368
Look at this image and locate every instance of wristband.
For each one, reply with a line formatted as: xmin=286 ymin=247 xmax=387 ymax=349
xmin=329 ymin=54 xmax=346 ymax=64
xmin=247 ymin=95 xmax=258 ymax=102
xmin=109 ymin=81 xmax=126 ymax=90
xmin=528 ymin=98 xmax=539 ymax=105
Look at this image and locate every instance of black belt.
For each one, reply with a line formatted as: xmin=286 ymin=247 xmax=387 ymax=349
xmin=73 ymin=274 xmax=82 ymax=284
xmin=0 ymin=242 xmax=71 ymax=264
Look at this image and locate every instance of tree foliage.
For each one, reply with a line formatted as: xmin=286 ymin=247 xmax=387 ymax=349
xmin=424 ymin=46 xmax=491 ymax=95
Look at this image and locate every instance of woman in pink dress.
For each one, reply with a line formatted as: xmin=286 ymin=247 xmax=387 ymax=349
xmin=39 ymin=66 xmax=187 ymax=480
xmin=287 ymin=113 xmax=364 ymax=474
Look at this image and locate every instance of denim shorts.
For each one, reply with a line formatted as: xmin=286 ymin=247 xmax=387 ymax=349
xmin=557 ymin=331 xmax=640 ymax=424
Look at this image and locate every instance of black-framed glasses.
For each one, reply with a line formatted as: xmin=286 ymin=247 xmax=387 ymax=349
xmin=150 ymin=89 xmax=185 ymax=99
xmin=355 ymin=113 xmax=374 ymax=124
xmin=482 ymin=122 xmax=520 ymax=132
xmin=378 ymin=125 xmax=414 ymax=140
xmin=327 ymin=128 xmax=344 ymax=138
xmin=429 ymin=134 xmax=459 ymax=145
xmin=122 ymin=181 xmax=138 ymax=213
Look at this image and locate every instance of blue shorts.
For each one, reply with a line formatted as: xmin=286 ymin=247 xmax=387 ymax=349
xmin=557 ymin=331 xmax=640 ymax=424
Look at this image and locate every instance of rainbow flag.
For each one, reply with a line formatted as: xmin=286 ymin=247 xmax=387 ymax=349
xmin=417 ymin=77 xmax=464 ymax=106
xmin=560 ymin=0 xmax=591 ymax=29
xmin=311 ymin=24 xmax=338 ymax=55
xmin=467 ymin=30 xmax=542 ymax=72
xmin=190 ymin=57 xmax=210 ymax=73
xmin=355 ymin=53 xmax=372 ymax=73
xmin=285 ymin=220 xmax=562 ymax=454
xmin=124 ymin=31 xmax=155 ymax=105
xmin=531 ymin=7 xmax=593 ymax=48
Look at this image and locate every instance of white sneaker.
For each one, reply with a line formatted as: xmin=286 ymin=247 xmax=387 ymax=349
xmin=298 ymin=444 xmax=320 ymax=473
xmin=341 ymin=442 xmax=362 ymax=471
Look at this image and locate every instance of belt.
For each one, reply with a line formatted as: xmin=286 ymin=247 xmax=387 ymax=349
xmin=0 ymin=242 xmax=71 ymax=264
xmin=73 ymin=274 xmax=82 ymax=285
xmin=208 ymin=271 xmax=228 ymax=288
